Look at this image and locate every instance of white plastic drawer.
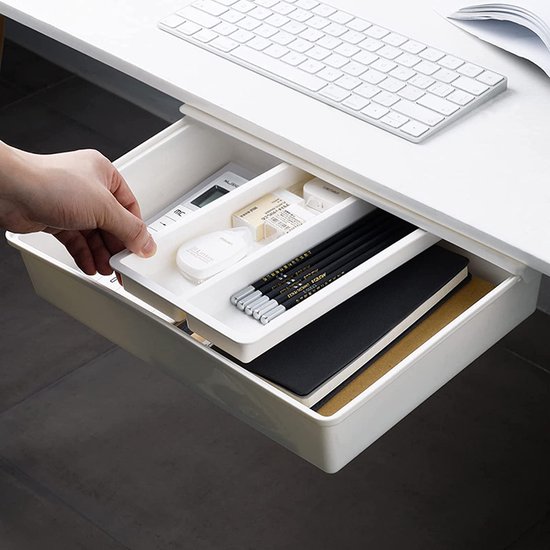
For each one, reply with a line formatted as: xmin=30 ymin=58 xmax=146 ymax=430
xmin=7 ymin=115 xmax=541 ymax=473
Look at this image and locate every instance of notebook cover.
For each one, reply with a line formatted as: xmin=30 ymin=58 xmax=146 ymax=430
xmin=224 ymin=246 xmax=470 ymax=398
xmin=316 ymin=275 xmax=496 ymax=415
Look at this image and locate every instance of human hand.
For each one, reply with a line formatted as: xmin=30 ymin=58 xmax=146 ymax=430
xmin=0 ymin=143 xmax=156 ymax=275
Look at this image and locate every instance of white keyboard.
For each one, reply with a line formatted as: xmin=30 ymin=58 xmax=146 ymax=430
xmin=159 ymin=0 xmax=507 ymax=143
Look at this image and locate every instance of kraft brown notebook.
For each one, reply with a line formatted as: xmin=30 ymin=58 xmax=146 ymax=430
xmin=316 ymin=276 xmax=496 ymax=416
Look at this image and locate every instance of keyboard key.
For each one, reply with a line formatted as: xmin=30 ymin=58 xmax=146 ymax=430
xmin=365 ymin=25 xmax=389 ymax=39
xmin=317 ymin=35 xmax=342 ymax=49
xmin=361 ymin=103 xmax=389 ymax=119
xmin=447 ymin=89 xmax=474 ymax=106
xmin=308 ymin=15 xmax=330 ymax=29
xmin=325 ymin=53 xmax=348 ymax=68
xmin=266 ymin=13 xmax=289 ymax=26
xmin=239 ymin=16 xmax=262 ymax=29
xmin=335 ymin=74 xmax=362 ymax=90
xmin=439 ymin=55 xmax=463 ymax=70
xmin=218 ymin=0 xmax=240 ymax=4
xmin=378 ymin=45 xmax=401 ymax=60
xmin=281 ymin=50 xmax=307 ymax=65
xmin=393 ymin=99 xmax=444 ymax=126
xmin=211 ymin=35 xmax=239 ymax=51
xmin=295 ymin=0 xmax=318 ymax=8
xmin=355 ymin=82 xmax=380 ymax=98
xmin=214 ymin=21 xmax=238 ymax=35
xmin=341 ymin=30 xmax=366 ymax=45
xmin=324 ymin=23 xmax=347 ymax=37
xmin=317 ymin=66 xmax=343 ymax=81
xmin=248 ymin=35 xmax=271 ymax=49
xmin=458 ymin=63 xmax=483 ymax=78
xmin=175 ymin=20 xmax=201 ymax=35
xmin=379 ymin=76 xmax=405 ymax=93
xmin=389 ymin=66 xmax=415 ymax=81
xmin=373 ymin=91 xmax=399 ymax=106
xmin=418 ymin=93 xmax=459 ymax=116
xmin=361 ymin=69 xmax=386 ymax=84
xmin=347 ymin=18 xmax=371 ymax=32
xmin=428 ymin=82 xmax=454 ymax=97
xmin=381 ymin=111 xmax=408 ymax=128
xmin=477 ymin=70 xmax=503 ymax=86
xmin=401 ymin=120 xmax=429 ymax=137
xmin=177 ymin=6 xmax=220 ymax=27
xmin=193 ymin=0 xmax=228 ymax=16
xmin=401 ymin=40 xmax=425 ymax=54
xmin=233 ymin=0 xmax=256 ymax=11
xmin=255 ymin=23 xmax=278 ymax=37
xmin=300 ymin=27 xmax=323 ymax=41
xmin=194 ymin=28 xmax=218 ymax=42
xmin=383 ymin=33 xmax=407 ymax=47
xmin=433 ymin=68 xmax=459 ymax=83
xmin=409 ymin=74 xmax=434 ymax=89
xmin=221 ymin=9 xmax=245 ymax=22
xmin=358 ymin=37 xmax=383 ymax=52
xmin=353 ymin=50 xmax=378 ymax=65
xmin=308 ymin=45 xmax=331 ymax=60
xmin=330 ymin=10 xmax=353 ymax=24
xmin=256 ymin=0 xmax=278 ymax=5
xmin=249 ymin=6 xmax=272 ymax=19
xmin=287 ymin=9 xmax=310 ymax=22
xmin=335 ymin=43 xmax=360 ymax=57
xmin=272 ymin=30 xmax=295 ymax=44
xmin=370 ymin=58 xmax=396 ymax=73
xmin=264 ymin=43 xmax=288 ymax=56
xmin=319 ymin=83 xmax=350 ymax=101
xmin=272 ymin=1 xmax=296 ymax=14
xmin=420 ymin=47 xmax=444 ymax=62
xmin=232 ymin=45 xmax=327 ymax=89
xmin=288 ymin=37 xmax=314 ymax=52
xmin=415 ymin=60 xmax=439 ymax=75
xmin=312 ymin=3 xmax=336 ymax=17
xmin=230 ymin=28 xmax=255 ymax=42
xmin=342 ymin=94 xmax=370 ymax=110
xmin=300 ymin=58 xmax=325 ymax=73
xmin=453 ymin=75 xmax=489 ymax=95
xmin=395 ymin=52 xmax=420 ymax=67
xmin=342 ymin=60 xmax=368 ymax=77
xmin=398 ymin=85 xmax=424 ymax=101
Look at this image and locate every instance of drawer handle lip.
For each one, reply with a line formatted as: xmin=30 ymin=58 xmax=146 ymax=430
xmin=311 ymin=274 xmax=521 ymax=426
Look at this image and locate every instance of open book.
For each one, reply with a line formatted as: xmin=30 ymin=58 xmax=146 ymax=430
xmin=436 ymin=0 xmax=550 ymax=76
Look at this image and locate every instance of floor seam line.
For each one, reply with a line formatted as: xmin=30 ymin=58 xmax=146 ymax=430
xmin=0 ymin=344 xmax=118 ymax=417
xmin=0 ymin=454 xmax=133 ymax=550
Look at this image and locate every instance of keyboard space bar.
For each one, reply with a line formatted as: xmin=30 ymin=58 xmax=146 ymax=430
xmin=231 ymin=46 xmax=326 ymax=92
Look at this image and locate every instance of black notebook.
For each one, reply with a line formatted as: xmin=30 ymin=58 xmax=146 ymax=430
xmin=220 ymin=246 xmax=469 ymax=407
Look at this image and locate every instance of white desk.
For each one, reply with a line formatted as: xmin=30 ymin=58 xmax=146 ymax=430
xmin=2 ymin=0 xmax=550 ymax=274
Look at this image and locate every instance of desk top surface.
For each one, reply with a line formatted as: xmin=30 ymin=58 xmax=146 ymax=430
xmin=2 ymin=0 xmax=550 ymax=274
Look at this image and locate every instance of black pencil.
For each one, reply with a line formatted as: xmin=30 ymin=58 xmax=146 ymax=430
xmin=231 ymin=208 xmax=390 ymax=306
xmin=260 ymin=225 xmax=414 ymax=324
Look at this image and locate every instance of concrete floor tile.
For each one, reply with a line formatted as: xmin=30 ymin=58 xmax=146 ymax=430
xmin=0 ymin=345 xmax=548 ymax=550
xmin=0 ymin=459 xmax=127 ymax=550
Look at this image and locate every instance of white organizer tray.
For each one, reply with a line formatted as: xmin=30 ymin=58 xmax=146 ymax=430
xmin=112 ymin=161 xmax=438 ymax=363
xmin=7 ymin=115 xmax=541 ymax=472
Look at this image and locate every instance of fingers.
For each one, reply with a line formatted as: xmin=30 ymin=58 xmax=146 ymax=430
xmin=55 ymin=231 xmax=96 ymax=275
xmin=109 ymin=166 xmax=142 ymax=220
xmin=85 ymin=230 xmax=112 ymax=275
xmin=100 ymin=197 xmax=156 ymax=258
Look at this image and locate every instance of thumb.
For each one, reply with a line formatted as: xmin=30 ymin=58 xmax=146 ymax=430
xmin=101 ymin=199 xmax=157 ymax=258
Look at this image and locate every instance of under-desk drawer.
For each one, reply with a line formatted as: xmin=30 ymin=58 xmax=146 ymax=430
xmin=7 ymin=115 xmax=540 ymax=473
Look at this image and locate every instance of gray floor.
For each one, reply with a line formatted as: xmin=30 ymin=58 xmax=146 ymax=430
xmin=1 ymin=41 xmax=550 ymax=550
